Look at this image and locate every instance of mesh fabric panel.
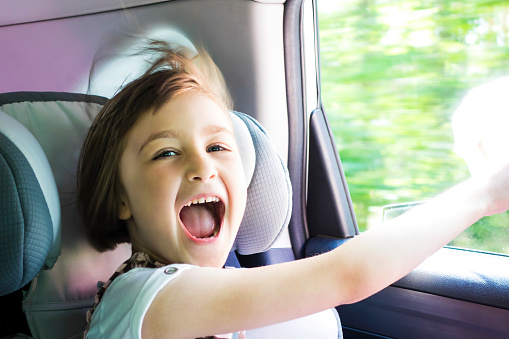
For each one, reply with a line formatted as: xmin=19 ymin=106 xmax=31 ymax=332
xmin=232 ymin=112 xmax=292 ymax=255
xmin=0 ymin=132 xmax=52 ymax=295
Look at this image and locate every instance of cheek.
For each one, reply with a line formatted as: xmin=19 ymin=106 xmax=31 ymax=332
xmin=138 ymin=174 xmax=178 ymax=207
xmin=123 ymin=166 xmax=180 ymax=216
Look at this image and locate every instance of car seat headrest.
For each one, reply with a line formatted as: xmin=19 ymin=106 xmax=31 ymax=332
xmin=0 ymin=110 xmax=60 ymax=296
xmin=231 ymin=111 xmax=292 ymax=254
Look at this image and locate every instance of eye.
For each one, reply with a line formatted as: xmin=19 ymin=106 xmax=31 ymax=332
xmin=207 ymin=144 xmax=226 ymax=153
xmin=153 ymin=149 xmax=178 ymax=160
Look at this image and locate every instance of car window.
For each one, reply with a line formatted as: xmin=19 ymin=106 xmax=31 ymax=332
xmin=317 ymin=0 xmax=509 ymax=255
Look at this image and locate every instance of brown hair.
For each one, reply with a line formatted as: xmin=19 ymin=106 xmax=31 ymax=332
xmin=78 ymin=41 xmax=233 ymax=251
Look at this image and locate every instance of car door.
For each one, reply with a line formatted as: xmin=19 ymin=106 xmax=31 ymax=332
xmin=300 ymin=0 xmax=509 ymax=337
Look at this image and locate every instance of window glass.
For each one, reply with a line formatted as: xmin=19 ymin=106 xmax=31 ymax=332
xmin=318 ymin=0 xmax=509 ymax=254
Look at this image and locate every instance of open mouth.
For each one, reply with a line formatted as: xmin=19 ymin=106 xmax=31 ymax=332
xmin=179 ymin=196 xmax=225 ymax=240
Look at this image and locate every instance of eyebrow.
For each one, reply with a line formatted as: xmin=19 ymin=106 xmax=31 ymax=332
xmin=138 ymin=125 xmax=233 ymax=154
xmin=205 ymin=125 xmax=233 ymax=138
xmin=138 ymin=130 xmax=181 ymax=154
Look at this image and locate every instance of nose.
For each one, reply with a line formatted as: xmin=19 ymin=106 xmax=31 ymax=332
xmin=186 ymin=152 xmax=218 ymax=182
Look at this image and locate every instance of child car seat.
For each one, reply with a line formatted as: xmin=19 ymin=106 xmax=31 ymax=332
xmin=0 ymin=91 xmax=341 ymax=338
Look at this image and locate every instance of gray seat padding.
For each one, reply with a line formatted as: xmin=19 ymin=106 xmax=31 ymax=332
xmin=232 ymin=111 xmax=292 ymax=254
xmin=0 ymin=126 xmax=53 ymax=295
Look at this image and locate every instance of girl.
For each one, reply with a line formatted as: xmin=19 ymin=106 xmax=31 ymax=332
xmin=78 ymin=42 xmax=509 ymax=338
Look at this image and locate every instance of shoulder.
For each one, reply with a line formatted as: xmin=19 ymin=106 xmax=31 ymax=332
xmin=106 ymin=263 xmax=194 ymax=301
xmin=86 ymin=264 xmax=194 ymax=339
xmin=114 ymin=263 xmax=194 ymax=290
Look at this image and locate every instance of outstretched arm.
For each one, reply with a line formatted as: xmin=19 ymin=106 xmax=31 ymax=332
xmin=143 ymin=162 xmax=509 ymax=339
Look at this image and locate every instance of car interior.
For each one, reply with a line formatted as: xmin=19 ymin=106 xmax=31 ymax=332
xmin=1 ymin=0 xmax=509 ymax=338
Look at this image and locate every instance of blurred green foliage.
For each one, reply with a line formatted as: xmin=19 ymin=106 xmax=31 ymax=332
xmin=318 ymin=0 xmax=509 ymax=254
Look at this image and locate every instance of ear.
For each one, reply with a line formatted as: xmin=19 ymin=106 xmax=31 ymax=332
xmin=118 ymin=196 xmax=132 ymax=220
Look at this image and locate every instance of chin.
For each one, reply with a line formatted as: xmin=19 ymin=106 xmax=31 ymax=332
xmin=192 ymin=257 xmax=227 ymax=268
xmin=190 ymin=248 xmax=230 ymax=268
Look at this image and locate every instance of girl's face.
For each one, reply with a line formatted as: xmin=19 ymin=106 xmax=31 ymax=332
xmin=118 ymin=93 xmax=247 ymax=267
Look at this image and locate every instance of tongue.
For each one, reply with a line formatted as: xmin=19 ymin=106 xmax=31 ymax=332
xmin=180 ymin=204 xmax=216 ymax=238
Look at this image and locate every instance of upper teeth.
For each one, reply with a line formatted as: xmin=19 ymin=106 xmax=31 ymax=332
xmin=184 ymin=196 xmax=220 ymax=207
